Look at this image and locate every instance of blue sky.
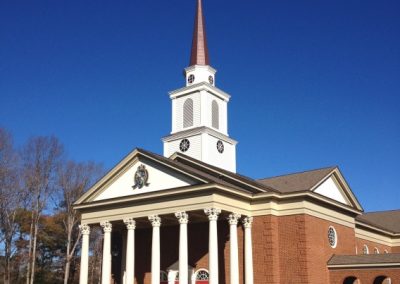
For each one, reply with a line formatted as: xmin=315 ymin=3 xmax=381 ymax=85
xmin=1 ymin=0 xmax=399 ymax=212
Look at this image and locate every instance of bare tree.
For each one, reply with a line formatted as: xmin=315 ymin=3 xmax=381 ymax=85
xmin=0 ymin=128 xmax=25 ymax=284
xmin=21 ymin=136 xmax=63 ymax=284
xmin=57 ymin=160 xmax=102 ymax=284
xmin=89 ymin=227 xmax=103 ymax=284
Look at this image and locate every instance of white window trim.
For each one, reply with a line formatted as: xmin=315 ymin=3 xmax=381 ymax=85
xmin=363 ymin=244 xmax=369 ymax=254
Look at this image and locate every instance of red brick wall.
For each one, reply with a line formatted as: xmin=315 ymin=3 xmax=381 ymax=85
xmin=304 ymin=215 xmax=357 ymax=283
xmin=329 ymin=268 xmax=400 ymax=284
xmin=253 ymin=214 xmax=356 ymax=284
xmin=393 ymin=246 xmax=400 ymax=253
xmin=276 ymin=214 xmax=309 ymax=283
xmin=356 ymin=238 xmax=392 ymax=254
xmin=252 ymin=215 xmax=280 ymax=284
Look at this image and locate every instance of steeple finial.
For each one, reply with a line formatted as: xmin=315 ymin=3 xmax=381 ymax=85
xmin=189 ymin=0 xmax=210 ymax=66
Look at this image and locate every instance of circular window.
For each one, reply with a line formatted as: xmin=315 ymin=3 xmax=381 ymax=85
xmin=208 ymin=75 xmax=214 ymax=85
xmin=188 ymin=74 xmax=195 ymax=84
xmin=216 ymin=140 xmax=224 ymax=153
xmin=328 ymin=226 xmax=337 ymax=248
xmin=179 ymin=139 xmax=190 ymax=152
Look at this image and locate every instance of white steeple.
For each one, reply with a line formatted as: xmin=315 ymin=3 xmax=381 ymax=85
xmin=162 ymin=0 xmax=237 ymax=172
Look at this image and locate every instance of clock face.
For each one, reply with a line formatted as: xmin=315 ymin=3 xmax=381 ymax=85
xmin=188 ymin=74 xmax=195 ymax=84
xmin=208 ymin=75 xmax=214 ymax=85
xmin=179 ymin=139 xmax=190 ymax=152
xmin=216 ymin=140 xmax=224 ymax=153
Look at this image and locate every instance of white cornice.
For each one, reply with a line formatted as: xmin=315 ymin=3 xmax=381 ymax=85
xmin=169 ymin=82 xmax=231 ymax=101
xmin=162 ymin=126 xmax=237 ymax=145
xmin=184 ymin=65 xmax=217 ymax=74
xmin=328 ymin=263 xmax=400 ymax=269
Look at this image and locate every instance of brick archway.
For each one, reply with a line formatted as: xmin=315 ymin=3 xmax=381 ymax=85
xmin=373 ymin=275 xmax=391 ymax=284
xmin=343 ymin=276 xmax=360 ymax=284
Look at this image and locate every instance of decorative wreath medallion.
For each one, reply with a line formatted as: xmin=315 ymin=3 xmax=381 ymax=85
xmin=132 ymin=164 xmax=149 ymax=189
xmin=216 ymin=140 xmax=224 ymax=153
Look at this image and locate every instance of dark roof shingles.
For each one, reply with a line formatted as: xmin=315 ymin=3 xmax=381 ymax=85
xmin=356 ymin=210 xmax=400 ymax=234
xmin=257 ymin=167 xmax=336 ymax=193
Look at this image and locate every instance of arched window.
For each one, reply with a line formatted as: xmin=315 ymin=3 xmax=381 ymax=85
xmin=384 ymin=249 xmax=389 ymax=254
xmin=374 ymin=247 xmax=380 ymax=254
xmin=183 ymin=99 xmax=194 ymax=128
xmin=195 ymin=269 xmax=209 ymax=281
xmin=363 ymin=244 xmax=369 ymax=254
xmin=212 ymin=100 xmax=219 ymax=129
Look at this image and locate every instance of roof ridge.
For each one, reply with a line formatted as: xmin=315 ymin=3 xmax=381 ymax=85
xmin=257 ymin=166 xmax=337 ymax=181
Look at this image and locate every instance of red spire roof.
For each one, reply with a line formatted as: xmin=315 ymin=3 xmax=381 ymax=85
xmin=189 ymin=0 xmax=210 ymax=66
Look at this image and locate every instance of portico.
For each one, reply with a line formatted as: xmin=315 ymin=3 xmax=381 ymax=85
xmin=77 ymin=207 xmax=254 ymax=284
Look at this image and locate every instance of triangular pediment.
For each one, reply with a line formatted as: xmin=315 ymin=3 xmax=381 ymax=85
xmin=314 ymin=176 xmax=350 ymax=205
xmin=311 ymin=168 xmax=363 ymax=211
xmin=74 ymin=149 xmax=208 ymax=205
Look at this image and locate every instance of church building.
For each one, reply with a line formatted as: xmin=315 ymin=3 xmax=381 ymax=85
xmin=74 ymin=1 xmax=400 ymax=283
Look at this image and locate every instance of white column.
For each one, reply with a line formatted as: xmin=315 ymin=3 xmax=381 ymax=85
xmin=100 ymin=221 xmax=112 ymax=284
xmin=204 ymin=208 xmax=221 ymax=284
xmin=228 ymin=213 xmax=241 ymax=284
xmin=124 ymin=218 xmax=136 ymax=284
xmin=79 ymin=224 xmax=90 ymax=284
xmin=242 ymin=217 xmax=254 ymax=284
xmin=175 ymin=211 xmax=189 ymax=284
xmin=149 ymin=215 xmax=161 ymax=284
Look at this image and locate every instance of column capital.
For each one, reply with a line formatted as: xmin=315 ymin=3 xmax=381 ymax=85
xmin=175 ymin=211 xmax=189 ymax=224
xmin=124 ymin=218 xmax=136 ymax=230
xmin=242 ymin=216 xmax=253 ymax=229
xmin=204 ymin=208 xmax=221 ymax=221
xmin=227 ymin=213 xmax=241 ymax=225
xmin=100 ymin=221 xmax=112 ymax=233
xmin=79 ymin=223 xmax=91 ymax=235
xmin=148 ymin=215 xmax=161 ymax=227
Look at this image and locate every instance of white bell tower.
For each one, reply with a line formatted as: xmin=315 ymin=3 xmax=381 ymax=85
xmin=162 ymin=0 xmax=237 ymax=172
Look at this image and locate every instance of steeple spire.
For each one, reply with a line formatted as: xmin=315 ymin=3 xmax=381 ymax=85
xmin=189 ymin=0 xmax=210 ymax=66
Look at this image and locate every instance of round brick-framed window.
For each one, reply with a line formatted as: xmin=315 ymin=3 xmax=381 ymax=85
xmin=328 ymin=226 xmax=337 ymax=248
